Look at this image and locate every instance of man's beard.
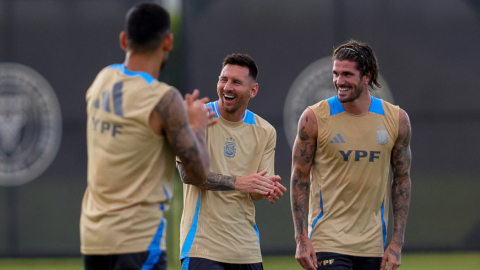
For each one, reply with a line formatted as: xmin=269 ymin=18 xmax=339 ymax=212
xmin=339 ymin=82 xmax=365 ymax=103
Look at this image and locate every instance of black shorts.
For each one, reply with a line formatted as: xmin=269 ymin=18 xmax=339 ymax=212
xmin=316 ymin=252 xmax=381 ymax=270
xmin=182 ymin=257 xmax=263 ymax=270
xmin=83 ymin=251 xmax=167 ymax=270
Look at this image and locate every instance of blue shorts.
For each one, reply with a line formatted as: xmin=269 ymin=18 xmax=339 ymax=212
xmin=315 ymin=252 xmax=382 ymax=270
xmin=83 ymin=251 xmax=167 ymax=270
xmin=182 ymin=257 xmax=263 ymax=270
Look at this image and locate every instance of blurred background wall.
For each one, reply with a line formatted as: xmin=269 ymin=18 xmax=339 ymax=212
xmin=0 ymin=0 xmax=479 ymax=258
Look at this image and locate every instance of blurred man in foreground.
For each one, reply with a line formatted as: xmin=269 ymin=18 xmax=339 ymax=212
xmin=80 ymin=3 xmax=213 ymax=270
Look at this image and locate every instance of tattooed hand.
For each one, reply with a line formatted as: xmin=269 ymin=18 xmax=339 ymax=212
xmin=381 ymin=244 xmax=402 ymax=270
xmin=295 ymin=233 xmax=318 ymax=270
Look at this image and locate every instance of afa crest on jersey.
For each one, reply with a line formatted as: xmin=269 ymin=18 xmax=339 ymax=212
xmin=376 ymin=125 xmax=389 ymax=146
xmin=224 ymin=137 xmax=236 ymax=158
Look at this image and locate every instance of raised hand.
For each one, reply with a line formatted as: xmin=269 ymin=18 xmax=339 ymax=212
xmin=184 ymin=89 xmax=216 ymax=131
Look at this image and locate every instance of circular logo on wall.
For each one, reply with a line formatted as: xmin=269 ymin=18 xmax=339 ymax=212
xmin=283 ymin=56 xmax=394 ymax=149
xmin=0 ymin=63 xmax=62 ymax=186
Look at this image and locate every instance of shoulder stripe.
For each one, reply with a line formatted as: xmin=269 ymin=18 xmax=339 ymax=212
xmin=369 ymin=96 xmax=385 ymax=115
xmin=243 ymin=110 xmax=256 ymax=125
xmin=109 ymin=64 xmax=155 ymax=85
xmin=327 ymin=95 xmax=385 ymax=115
xmin=207 ymin=101 xmax=256 ymax=124
xmin=327 ymin=96 xmax=345 ymax=116
xmin=206 ymin=101 xmax=220 ymax=118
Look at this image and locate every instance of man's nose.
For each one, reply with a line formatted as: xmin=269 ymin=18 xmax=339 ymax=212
xmin=335 ymin=75 xmax=345 ymax=85
xmin=224 ymin=80 xmax=233 ymax=90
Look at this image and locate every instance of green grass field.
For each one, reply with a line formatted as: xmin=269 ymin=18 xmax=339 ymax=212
xmin=0 ymin=253 xmax=479 ymax=270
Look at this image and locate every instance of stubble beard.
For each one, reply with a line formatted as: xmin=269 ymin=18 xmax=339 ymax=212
xmin=339 ymin=82 xmax=365 ymax=104
xmin=220 ymin=98 xmax=237 ymax=114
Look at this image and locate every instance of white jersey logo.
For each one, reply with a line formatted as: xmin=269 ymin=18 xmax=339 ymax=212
xmin=224 ymin=137 xmax=236 ymax=158
xmin=376 ymin=125 xmax=389 ymax=146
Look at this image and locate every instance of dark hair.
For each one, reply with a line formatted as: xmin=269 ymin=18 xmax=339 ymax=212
xmin=125 ymin=2 xmax=170 ymax=53
xmin=332 ymin=39 xmax=381 ymax=89
xmin=222 ymin=54 xmax=258 ymax=81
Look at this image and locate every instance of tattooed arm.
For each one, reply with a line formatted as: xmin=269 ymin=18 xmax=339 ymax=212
xmin=177 ymin=163 xmax=276 ymax=194
xmin=291 ymin=108 xmax=318 ymax=270
xmin=151 ymin=89 xmax=210 ymax=186
xmin=176 ymin=111 xmax=279 ymax=196
xmin=381 ymin=109 xmax=412 ymax=270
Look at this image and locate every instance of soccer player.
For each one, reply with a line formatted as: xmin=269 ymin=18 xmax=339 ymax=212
xmin=291 ymin=40 xmax=412 ymax=270
xmin=80 ymin=3 xmax=214 ymax=270
xmin=177 ymin=54 xmax=287 ymax=270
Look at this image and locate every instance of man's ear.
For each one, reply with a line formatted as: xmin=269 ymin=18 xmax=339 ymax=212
xmin=250 ymin=83 xmax=259 ymax=98
xmin=119 ymin=31 xmax=128 ymax=51
xmin=162 ymin=33 xmax=174 ymax=52
xmin=363 ymin=72 xmax=372 ymax=84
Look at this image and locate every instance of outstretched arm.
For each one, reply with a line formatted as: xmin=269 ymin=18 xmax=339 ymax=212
xmin=382 ymin=109 xmax=412 ymax=270
xmin=291 ymin=108 xmax=318 ymax=270
xmin=154 ymin=89 xmax=211 ymax=186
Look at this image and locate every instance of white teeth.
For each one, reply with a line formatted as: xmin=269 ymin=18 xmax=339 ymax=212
xmin=224 ymin=94 xmax=235 ymax=98
xmin=338 ymin=88 xmax=349 ymax=91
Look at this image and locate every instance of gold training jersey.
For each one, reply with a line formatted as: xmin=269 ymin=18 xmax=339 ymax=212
xmin=81 ymin=64 xmax=175 ymax=256
xmin=308 ymin=95 xmax=399 ymax=257
xmin=180 ymin=101 xmax=276 ymax=264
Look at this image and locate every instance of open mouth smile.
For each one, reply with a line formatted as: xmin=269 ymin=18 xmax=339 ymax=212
xmin=224 ymin=94 xmax=236 ymax=101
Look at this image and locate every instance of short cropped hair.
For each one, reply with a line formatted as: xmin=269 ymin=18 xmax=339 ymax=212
xmin=125 ymin=2 xmax=170 ymax=53
xmin=222 ymin=54 xmax=258 ymax=81
xmin=332 ymin=40 xmax=381 ymax=89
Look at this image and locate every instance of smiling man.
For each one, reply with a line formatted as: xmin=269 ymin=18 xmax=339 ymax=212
xmin=290 ymin=40 xmax=412 ymax=270
xmin=177 ymin=54 xmax=287 ymax=270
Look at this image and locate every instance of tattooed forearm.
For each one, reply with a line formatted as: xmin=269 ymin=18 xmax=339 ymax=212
xmin=177 ymin=163 xmax=236 ymax=191
xmin=157 ymin=89 xmax=209 ymax=186
xmin=202 ymin=173 xmax=236 ymax=191
xmin=390 ymin=109 xmax=412 ymax=247
xmin=291 ymin=168 xmax=310 ymax=238
xmin=291 ymin=109 xmax=317 ymax=240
